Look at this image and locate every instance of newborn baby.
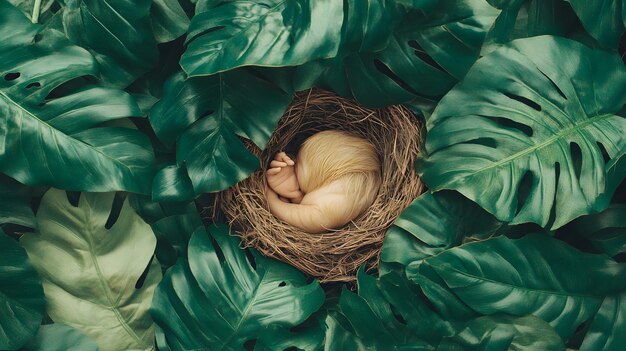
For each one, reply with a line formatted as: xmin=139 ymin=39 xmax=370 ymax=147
xmin=265 ymin=130 xmax=381 ymax=233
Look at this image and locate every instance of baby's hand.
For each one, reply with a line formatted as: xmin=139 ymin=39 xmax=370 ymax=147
xmin=266 ymin=152 xmax=302 ymax=200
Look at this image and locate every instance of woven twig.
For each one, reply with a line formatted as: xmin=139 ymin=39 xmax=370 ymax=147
xmin=215 ymin=89 xmax=425 ymax=282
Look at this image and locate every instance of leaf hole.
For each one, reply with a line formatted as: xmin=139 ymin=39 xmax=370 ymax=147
xmin=244 ymin=248 xmax=257 ymax=270
xmin=188 ymin=25 xmax=226 ymax=43
xmin=516 ymin=171 xmax=534 ymax=213
xmin=135 ymin=255 xmax=155 ymax=289
xmin=489 ymin=116 xmax=533 ymax=137
xmin=465 ymin=137 xmax=497 ymax=148
xmin=105 ymin=192 xmax=126 ymax=229
xmin=614 ymin=252 xmax=626 ymax=262
xmin=570 ymin=142 xmax=583 ymax=180
xmin=26 ymin=82 xmax=41 ymax=89
xmin=408 ymin=40 xmax=446 ymax=72
xmin=597 ymin=142 xmax=611 ymax=164
xmin=373 ymin=59 xmax=420 ymax=96
xmin=546 ymin=163 xmax=561 ymax=227
xmin=210 ymin=235 xmax=226 ymax=262
xmin=539 ymin=70 xmax=567 ymax=100
xmin=66 ymin=191 xmax=81 ymax=207
xmin=390 ymin=304 xmax=407 ymax=325
xmin=4 ymin=72 xmax=20 ymax=81
xmin=278 ymin=281 xmax=287 ymax=287
xmin=32 ymin=33 xmax=43 ymax=43
xmin=504 ymin=92 xmax=541 ymax=111
xmin=244 ymin=339 xmax=257 ymax=351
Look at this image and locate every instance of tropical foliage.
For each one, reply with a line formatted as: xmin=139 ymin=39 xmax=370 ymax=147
xmin=1 ymin=0 xmax=625 ymax=350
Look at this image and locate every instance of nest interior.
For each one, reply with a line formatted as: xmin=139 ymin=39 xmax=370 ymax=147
xmin=217 ymin=89 xmax=425 ymax=283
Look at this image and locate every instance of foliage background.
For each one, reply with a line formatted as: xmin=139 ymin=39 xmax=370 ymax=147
xmin=1 ymin=0 xmax=626 ymax=350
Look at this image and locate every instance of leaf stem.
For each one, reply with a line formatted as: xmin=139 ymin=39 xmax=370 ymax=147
xmin=31 ymin=0 xmax=42 ymax=23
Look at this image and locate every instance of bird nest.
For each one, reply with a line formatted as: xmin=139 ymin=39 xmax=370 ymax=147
xmin=216 ymin=89 xmax=425 ymax=282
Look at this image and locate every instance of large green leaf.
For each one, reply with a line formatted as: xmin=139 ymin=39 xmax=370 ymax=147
xmin=308 ymin=0 xmax=498 ymax=108
xmin=21 ymin=324 xmax=100 ymax=351
xmin=149 ymin=70 xmax=292 ymax=194
xmin=0 ymin=0 xmax=155 ymax=194
xmin=20 ymin=189 xmax=161 ymax=351
xmin=151 ymin=224 xmax=325 ymax=350
xmin=408 ymin=234 xmax=626 ymax=339
xmin=0 ymin=230 xmax=44 ymax=351
xmin=437 ymin=314 xmax=565 ymax=351
xmin=417 ymin=36 xmax=626 ymax=229
xmin=380 ymin=191 xmax=504 ymax=270
xmin=580 ymin=292 xmax=626 ymax=351
xmin=181 ymin=0 xmax=344 ymax=76
xmin=59 ymin=0 xmax=159 ymax=87
xmin=566 ymin=0 xmax=625 ymax=48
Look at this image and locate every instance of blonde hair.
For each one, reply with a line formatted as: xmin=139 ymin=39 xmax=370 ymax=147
xmin=296 ymin=130 xmax=381 ymax=217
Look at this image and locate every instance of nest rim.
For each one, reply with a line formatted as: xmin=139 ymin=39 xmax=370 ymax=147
xmin=216 ymin=89 xmax=425 ymax=283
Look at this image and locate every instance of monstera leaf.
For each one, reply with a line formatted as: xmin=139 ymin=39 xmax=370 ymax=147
xmin=580 ymin=292 xmax=626 ymax=351
xmin=21 ymin=324 xmax=100 ymax=351
xmin=310 ymin=0 xmax=499 ymax=108
xmin=0 ymin=0 xmax=155 ymax=194
xmin=181 ymin=0 xmax=344 ymax=76
xmin=59 ymin=0 xmax=159 ymax=87
xmin=149 ymin=70 xmax=292 ymax=194
xmin=150 ymin=0 xmax=190 ymax=43
xmin=438 ymin=314 xmax=565 ymax=351
xmin=380 ymin=191 xmax=504 ymax=270
xmin=566 ymin=0 xmax=625 ymax=48
xmin=0 ymin=230 xmax=44 ymax=351
xmin=150 ymin=224 xmax=325 ymax=350
xmin=417 ymin=36 xmax=626 ymax=229
xmin=408 ymin=234 xmax=626 ymax=340
xmin=20 ymin=189 xmax=161 ymax=351
xmin=328 ymin=270 xmax=436 ymax=350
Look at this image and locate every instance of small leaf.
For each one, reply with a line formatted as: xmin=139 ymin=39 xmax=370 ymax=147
xmin=0 ymin=230 xmax=44 ymax=350
xmin=566 ymin=0 xmax=625 ymax=48
xmin=151 ymin=211 xmax=203 ymax=269
xmin=20 ymin=189 xmax=161 ymax=351
xmin=580 ymin=292 xmax=626 ymax=351
xmin=181 ymin=0 xmax=344 ymax=76
xmin=0 ymin=174 xmax=35 ymax=228
xmin=151 ymin=224 xmax=325 ymax=350
xmin=150 ymin=0 xmax=190 ymax=43
xmin=559 ymin=204 xmax=626 ymax=257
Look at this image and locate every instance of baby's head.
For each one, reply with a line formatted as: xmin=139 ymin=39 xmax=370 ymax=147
xmin=296 ymin=130 xmax=381 ymax=214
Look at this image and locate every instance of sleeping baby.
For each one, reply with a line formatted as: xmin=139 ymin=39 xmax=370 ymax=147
xmin=265 ymin=130 xmax=381 ymax=233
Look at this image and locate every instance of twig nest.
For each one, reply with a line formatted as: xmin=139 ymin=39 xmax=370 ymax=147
xmin=217 ymin=89 xmax=425 ymax=282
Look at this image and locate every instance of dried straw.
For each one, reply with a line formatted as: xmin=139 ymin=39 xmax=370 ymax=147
xmin=215 ymin=89 xmax=425 ymax=282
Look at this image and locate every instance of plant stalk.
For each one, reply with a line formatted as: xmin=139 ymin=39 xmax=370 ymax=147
xmin=31 ymin=0 xmax=42 ymax=24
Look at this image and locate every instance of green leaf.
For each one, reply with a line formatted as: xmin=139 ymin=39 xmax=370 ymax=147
xmin=559 ymin=204 xmax=626 ymax=257
xmin=20 ymin=189 xmax=161 ymax=351
xmin=60 ymin=0 xmax=159 ymax=87
xmin=417 ymin=36 xmax=626 ymax=229
xmin=151 ymin=224 xmax=325 ymax=350
xmin=566 ymin=0 xmax=625 ymax=48
xmin=311 ymin=0 xmax=498 ymax=108
xmin=21 ymin=324 xmax=100 ymax=351
xmin=0 ymin=175 xmax=36 ymax=228
xmin=380 ymin=191 xmax=504 ymax=270
xmin=409 ymin=234 xmax=626 ymax=339
xmin=580 ymin=292 xmax=626 ymax=351
xmin=149 ymin=70 xmax=292 ymax=193
xmin=437 ymin=314 xmax=565 ymax=351
xmin=150 ymin=0 xmax=190 ymax=43
xmin=151 ymin=211 xmax=203 ymax=269
xmin=127 ymin=194 xmax=197 ymax=225
xmin=181 ymin=0 xmax=344 ymax=76
xmin=0 ymin=1 xmax=155 ymax=194
xmin=152 ymin=164 xmax=195 ymax=202
xmin=0 ymin=230 xmax=44 ymax=350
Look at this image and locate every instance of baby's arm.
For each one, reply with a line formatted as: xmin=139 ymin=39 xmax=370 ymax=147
xmin=265 ymin=185 xmax=350 ymax=233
